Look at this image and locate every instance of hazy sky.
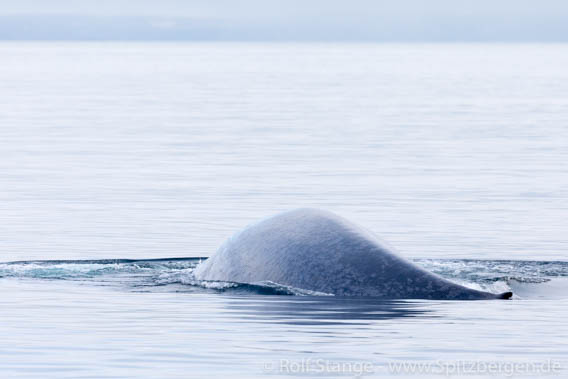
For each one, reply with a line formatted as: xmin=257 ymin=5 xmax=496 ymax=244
xmin=1 ymin=0 xmax=567 ymax=41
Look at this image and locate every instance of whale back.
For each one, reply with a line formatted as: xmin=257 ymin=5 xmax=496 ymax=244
xmin=195 ymin=209 xmax=505 ymax=299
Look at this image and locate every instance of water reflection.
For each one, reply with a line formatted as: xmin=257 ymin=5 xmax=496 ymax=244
xmin=222 ymin=296 xmax=437 ymax=325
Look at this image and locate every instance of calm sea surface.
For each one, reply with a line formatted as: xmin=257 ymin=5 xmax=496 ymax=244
xmin=0 ymin=43 xmax=567 ymax=378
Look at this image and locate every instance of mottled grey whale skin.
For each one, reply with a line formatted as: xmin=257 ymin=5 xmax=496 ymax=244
xmin=194 ymin=209 xmax=513 ymax=300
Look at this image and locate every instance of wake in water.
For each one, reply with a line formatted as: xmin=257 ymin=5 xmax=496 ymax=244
xmin=1 ymin=258 xmax=567 ymax=299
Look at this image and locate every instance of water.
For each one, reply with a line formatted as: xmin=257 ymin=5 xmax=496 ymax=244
xmin=0 ymin=43 xmax=567 ymax=378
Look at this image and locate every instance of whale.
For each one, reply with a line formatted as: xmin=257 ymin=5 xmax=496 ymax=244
xmin=194 ymin=208 xmax=513 ymax=300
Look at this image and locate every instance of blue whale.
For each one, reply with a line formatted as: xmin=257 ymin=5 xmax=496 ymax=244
xmin=194 ymin=209 xmax=512 ymax=300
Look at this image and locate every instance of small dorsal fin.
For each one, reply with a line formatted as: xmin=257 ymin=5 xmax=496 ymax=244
xmin=499 ymin=291 xmax=513 ymax=299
